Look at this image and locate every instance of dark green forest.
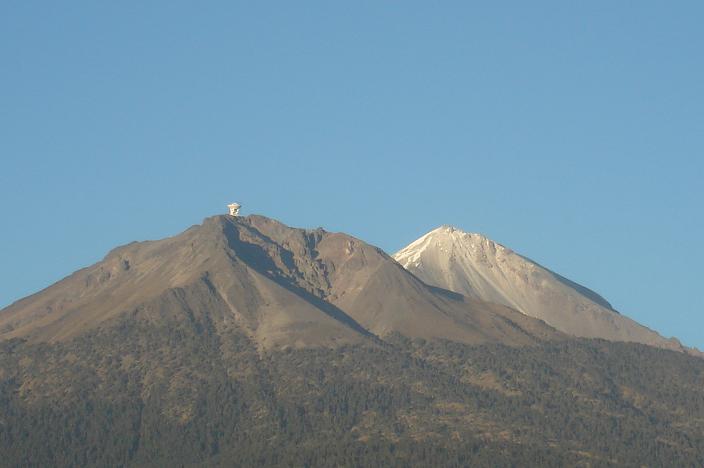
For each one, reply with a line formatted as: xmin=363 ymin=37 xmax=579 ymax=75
xmin=1 ymin=313 xmax=703 ymax=467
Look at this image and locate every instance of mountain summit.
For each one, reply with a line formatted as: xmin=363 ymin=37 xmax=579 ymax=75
xmin=0 ymin=215 xmax=558 ymax=349
xmin=394 ymin=226 xmax=695 ymax=355
xmin=3 ymin=215 xmax=704 ymax=466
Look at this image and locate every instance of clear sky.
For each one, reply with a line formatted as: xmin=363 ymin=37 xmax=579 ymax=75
xmin=2 ymin=2 xmax=703 ymax=349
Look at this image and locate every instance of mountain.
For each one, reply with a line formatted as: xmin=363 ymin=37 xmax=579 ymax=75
xmin=394 ymin=225 xmax=697 ymax=355
xmin=0 ymin=215 xmax=362 ymax=348
xmin=2 ymin=214 xmax=704 ymax=467
xmin=0 ymin=215 xmax=559 ymax=348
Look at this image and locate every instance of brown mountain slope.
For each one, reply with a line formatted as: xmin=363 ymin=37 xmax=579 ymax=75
xmin=0 ymin=216 xmax=367 ymax=348
xmin=239 ymin=215 xmax=560 ymax=345
xmin=0 ymin=215 xmax=561 ymax=348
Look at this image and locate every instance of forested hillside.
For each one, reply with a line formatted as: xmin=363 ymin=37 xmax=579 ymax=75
xmin=1 ymin=308 xmax=703 ymax=467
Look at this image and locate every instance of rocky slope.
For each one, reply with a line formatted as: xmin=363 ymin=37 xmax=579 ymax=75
xmin=394 ymin=226 xmax=698 ymax=355
xmin=0 ymin=215 xmax=560 ymax=349
xmin=2 ymin=215 xmax=704 ymax=467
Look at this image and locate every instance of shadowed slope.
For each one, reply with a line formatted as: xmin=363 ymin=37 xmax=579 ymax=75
xmin=235 ymin=215 xmax=560 ymax=345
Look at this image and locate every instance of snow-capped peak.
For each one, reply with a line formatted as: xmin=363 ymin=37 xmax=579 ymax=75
xmin=394 ymin=226 xmax=509 ymax=270
xmin=391 ymin=225 xmax=687 ymax=352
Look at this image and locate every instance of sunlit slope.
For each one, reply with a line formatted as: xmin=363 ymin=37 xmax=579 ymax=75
xmin=394 ymin=226 xmax=698 ymax=355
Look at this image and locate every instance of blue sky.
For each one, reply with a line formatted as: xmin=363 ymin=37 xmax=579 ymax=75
xmin=2 ymin=2 xmax=703 ymax=349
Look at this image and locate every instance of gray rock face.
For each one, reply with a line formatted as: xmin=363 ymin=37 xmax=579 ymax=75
xmin=394 ymin=226 xmax=698 ymax=355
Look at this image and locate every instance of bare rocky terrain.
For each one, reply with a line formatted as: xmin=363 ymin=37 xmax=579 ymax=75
xmin=394 ymin=225 xmax=699 ymax=356
xmin=1 ymin=215 xmax=703 ymax=467
xmin=0 ymin=215 xmax=560 ymax=349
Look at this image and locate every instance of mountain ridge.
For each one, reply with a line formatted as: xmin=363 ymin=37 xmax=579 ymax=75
xmin=394 ymin=225 xmax=700 ymax=356
xmin=2 ymin=213 xmax=704 ymax=466
xmin=0 ymin=214 xmax=561 ymax=349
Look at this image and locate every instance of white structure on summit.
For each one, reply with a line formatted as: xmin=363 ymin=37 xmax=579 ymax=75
xmin=227 ymin=202 xmax=241 ymax=217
